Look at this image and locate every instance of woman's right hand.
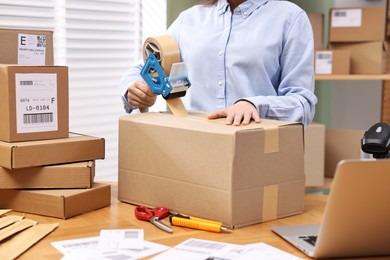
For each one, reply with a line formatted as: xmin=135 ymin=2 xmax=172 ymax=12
xmin=127 ymin=80 xmax=157 ymax=110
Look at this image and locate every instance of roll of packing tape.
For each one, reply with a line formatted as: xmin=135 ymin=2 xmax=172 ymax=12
xmin=143 ymin=35 xmax=180 ymax=76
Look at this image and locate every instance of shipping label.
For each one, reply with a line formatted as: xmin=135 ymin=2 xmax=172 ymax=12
xmin=331 ymin=9 xmax=362 ymax=27
xmin=15 ymin=73 xmax=58 ymax=133
xmin=18 ymin=33 xmax=47 ymax=65
xmin=315 ymin=51 xmax=332 ymax=74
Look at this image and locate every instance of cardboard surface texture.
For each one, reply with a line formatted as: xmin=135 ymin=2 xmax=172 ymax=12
xmin=330 ymin=41 xmax=387 ymax=74
xmin=0 ymin=133 xmax=105 ymax=169
xmin=0 ymin=28 xmax=54 ymax=65
xmin=0 ymin=65 xmax=69 ymax=142
xmin=0 ymin=183 xmax=111 ymax=219
xmin=315 ymin=49 xmax=350 ymax=75
xmin=304 ymin=123 xmax=325 ymax=187
xmin=329 ymin=7 xmax=385 ymax=42
xmin=308 ymin=13 xmax=324 ymax=50
xmin=0 ymin=161 xmax=95 ymax=189
xmin=118 ymin=112 xmax=305 ymax=228
xmin=325 ymin=128 xmax=365 ymax=178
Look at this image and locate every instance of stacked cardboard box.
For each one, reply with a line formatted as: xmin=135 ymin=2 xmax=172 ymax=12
xmin=308 ymin=12 xmax=351 ymax=75
xmin=0 ymin=28 xmax=111 ymax=219
xmin=329 ymin=7 xmax=387 ymax=74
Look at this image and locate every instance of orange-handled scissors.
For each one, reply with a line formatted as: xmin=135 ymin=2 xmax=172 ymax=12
xmin=134 ymin=206 xmax=173 ymax=233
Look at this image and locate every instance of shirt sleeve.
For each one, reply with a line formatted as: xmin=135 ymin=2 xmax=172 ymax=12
xmin=245 ymin=11 xmax=317 ymax=127
xmin=119 ymin=63 xmax=144 ymax=113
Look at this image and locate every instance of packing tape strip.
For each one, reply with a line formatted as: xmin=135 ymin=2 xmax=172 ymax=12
xmin=262 ymin=184 xmax=279 ymax=222
xmin=143 ymin=35 xmax=181 ymax=76
xmin=263 ymin=126 xmax=279 ymax=153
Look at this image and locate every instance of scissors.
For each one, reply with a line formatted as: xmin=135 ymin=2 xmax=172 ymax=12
xmin=134 ymin=206 xmax=173 ymax=233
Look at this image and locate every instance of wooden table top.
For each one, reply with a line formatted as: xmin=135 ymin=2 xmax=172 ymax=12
xmin=7 ymin=184 xmax=389 ymax=260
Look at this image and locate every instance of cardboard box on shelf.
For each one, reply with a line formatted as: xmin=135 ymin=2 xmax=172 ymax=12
xmin=118 ymin=112 xmax=305 ymax=228
xmin=0 ymin=133 xmax=105 ymax=170
xmin=0 ymin=65 xmax=69 ymax=142
xmin=329 ymin=7 xmax=386 ymax=42
xmin=315 ymin=49 xmax=350 ymax=75
xmin=304 ymin=123 xmax=325 ymax=187
xmin=330 ymin=41 xmax=387 ymax=74
xmin=0 ymin=28 xmax=54 ymax=65
xmin=308 ymin=13 xmax=324 ymax=50
xmin=325 ymin=128 xmax=365 ymax=178
xmin=0 ymin=161 xmax=95 ymax=189
xmin=0 ymin=183 xmax=111 ymax=219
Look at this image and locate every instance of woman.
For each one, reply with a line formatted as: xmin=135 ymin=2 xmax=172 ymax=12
xmin=120 ymin=0 xmax=317 ymax=127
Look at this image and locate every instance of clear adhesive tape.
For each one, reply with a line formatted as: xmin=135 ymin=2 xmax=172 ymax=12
xmin=143 ymin=35 xmax=180 ymax=76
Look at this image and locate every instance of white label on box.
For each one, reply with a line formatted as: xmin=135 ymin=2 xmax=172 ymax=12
xmin=15 ymin=73 xmax=58 ymax=133
xmin=331 ymin=9 xmax=362 ymax=27
xmin=18 ymin=33 xmax=47 ymax=65
xmin=315 ymin=51 xmax=332 ymax=74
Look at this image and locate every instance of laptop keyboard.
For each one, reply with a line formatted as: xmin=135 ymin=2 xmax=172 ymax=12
xmin=299 ymin=235 xmax=317 ymax=246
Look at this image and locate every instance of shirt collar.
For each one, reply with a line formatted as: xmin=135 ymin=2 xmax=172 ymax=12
xmin=217 ymin=0 xmax=269 ymax=18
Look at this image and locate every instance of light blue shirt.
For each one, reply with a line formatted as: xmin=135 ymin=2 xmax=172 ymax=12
xmin=120 ymin=0 xmax=317 ymax=127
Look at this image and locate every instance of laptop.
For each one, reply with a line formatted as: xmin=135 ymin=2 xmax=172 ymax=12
xmin=272 ymin=159 xmax=390 ymax=259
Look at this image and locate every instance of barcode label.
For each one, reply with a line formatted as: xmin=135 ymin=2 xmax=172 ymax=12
xmin=124 ymin=230 xmax=140 ymax=239
xmin=23 ymin=113 xmax=53 ymax=124
xmin=331 ymin=9 xmax=362 ymax=28
xmin=37 ymin=35 xmax=46 ymax=47
xmin=334 ymin=11 xmax=347 ymax=17
xmin=316 ymin=53 xmax=332 ymax=60
xmin=184 ymin=240 xmax=226 ymax=250
xmin=20 ymin=80 xmax=33 ymax=86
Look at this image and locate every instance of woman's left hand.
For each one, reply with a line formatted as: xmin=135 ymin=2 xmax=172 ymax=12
xmin=208 ymin=100 xmax=261 ymax=126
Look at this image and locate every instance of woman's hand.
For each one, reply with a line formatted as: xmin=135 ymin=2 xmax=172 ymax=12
xmin=127 ymin=80 xmax=157 ymax=109
xmin=208 ymin=100 xmax=261 ymax=126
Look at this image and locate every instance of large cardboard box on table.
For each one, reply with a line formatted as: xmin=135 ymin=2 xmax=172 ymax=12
xmin=330 ymin=41 xmax=387 ymax=74
xmin=118 ymin=112 xmax=305 ymax=228
xmin=0 ymin=65 xmax=69 ymax=142
xmin=329 ymin=7 xmax=386 ymax=43
xmin=0 ymin=161 xmax=95 ymax=189
xmin=0 ymin=182 xmax=111 ymax=219
xmin=0 ymin=133 xmax=105 ymax=169
xmin=0 ymin=28 xmax=54 ymax=65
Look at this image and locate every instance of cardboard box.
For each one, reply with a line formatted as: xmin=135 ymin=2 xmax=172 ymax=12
xmin=0 ymin=183 xmax=111 ymax=219
xmin=0 ymin=161 xmax=95 ymax=189
xmin=304 ymin=123 xmax=325 ymax=187
xmin=308 ymin=13 xmax=324 ymax=49
xmin=0 ymin=133 xmax=105 ymax=169
xmin=0 ymin=28 xmax=54 ymax=65
xmin=315 ymin=49 xmax=350 ymax=75
xmin=325 ymin=128 xmax=365 ymax=178
xmin=118 ymin=112 xmax=305 ymax=228
xmin=329 ymin=7 xmax=386 ymax=42
xmin=0 ymin=65 xmax=69 ymax=142
xmin=330 ymin=41 xmax=387 ymax=74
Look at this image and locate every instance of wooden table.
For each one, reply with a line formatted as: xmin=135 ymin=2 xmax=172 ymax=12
xmin=8 ymin=184 xmax=389 ymax=260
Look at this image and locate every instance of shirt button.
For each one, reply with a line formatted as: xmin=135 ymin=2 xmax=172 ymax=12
xmin=218 ymin=80 xmax=224 ymax=86
xmin=243 ymin=11 xmax=248 ymax=16
xmin=218 ymin=51 xmax=224 ymax=56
